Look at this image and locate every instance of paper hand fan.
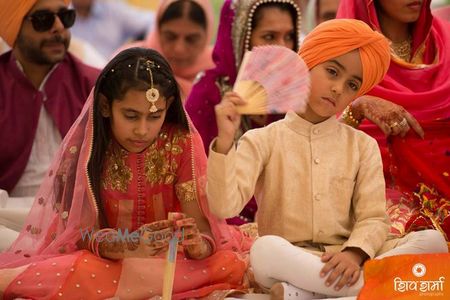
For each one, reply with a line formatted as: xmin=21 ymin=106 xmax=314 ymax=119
xmin=162 ymin=212 xmax=179 ymax=300
xmin=233 ymin=45 xmax=310 ymax=115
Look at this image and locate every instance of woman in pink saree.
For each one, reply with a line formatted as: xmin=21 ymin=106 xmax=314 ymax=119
xmin=337 ymin=0 xmax=450 ymax=240
xmin=0 ymin=48 xmax=250 ymax=299
xmin=119 ymin=0 xmax=215 ymax=99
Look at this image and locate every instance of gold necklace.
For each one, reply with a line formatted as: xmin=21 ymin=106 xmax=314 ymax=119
xmin=391 ymin=36 xmax=412 ymax=62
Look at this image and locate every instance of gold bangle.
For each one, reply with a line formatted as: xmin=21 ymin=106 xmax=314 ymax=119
xmin=342 ymin=104 xmax=362 ymax=128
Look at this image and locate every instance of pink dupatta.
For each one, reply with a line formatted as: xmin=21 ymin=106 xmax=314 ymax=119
xmin=0 ymin=77 xmax=251 ymax=298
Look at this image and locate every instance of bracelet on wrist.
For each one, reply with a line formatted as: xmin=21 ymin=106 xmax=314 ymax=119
xmin=185 ymin=234 xmax=216 ymax=259
xmin=89 ymin=228 xmax=118 ymax=257
xmin=200 ymin=233 xmax=216 ymax=254
xmin=342 ymin=103 xmax=362 ymax=128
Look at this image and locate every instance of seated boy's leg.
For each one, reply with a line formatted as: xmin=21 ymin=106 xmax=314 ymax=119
xmin=250 ymin=235 xmax=285 ymax=289
xmin=376 ymin=229 xmax=448 ymax=259
xmin=250 ymin=235 xmax=361 ymax=297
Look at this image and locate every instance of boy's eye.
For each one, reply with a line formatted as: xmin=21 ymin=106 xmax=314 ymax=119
xmin=348 ymin=81 xmax=360 ymax=91
xmin=326 ymin=68 xmax=337 ymax=76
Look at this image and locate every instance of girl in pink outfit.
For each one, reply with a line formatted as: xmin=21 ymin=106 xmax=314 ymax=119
xmin=0 ymin=47 xmax=251 ymax=300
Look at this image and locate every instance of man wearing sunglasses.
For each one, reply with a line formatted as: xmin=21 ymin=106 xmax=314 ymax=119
xmin=0 ymin=0 xmax=100 ymax=249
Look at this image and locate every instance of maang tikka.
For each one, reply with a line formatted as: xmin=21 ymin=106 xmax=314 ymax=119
xmin=144 ymin=60 xmax=160 ymax=113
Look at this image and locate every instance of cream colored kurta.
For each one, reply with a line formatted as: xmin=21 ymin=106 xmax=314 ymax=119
xmin=207 ymin=111 xmax=390 ymax=258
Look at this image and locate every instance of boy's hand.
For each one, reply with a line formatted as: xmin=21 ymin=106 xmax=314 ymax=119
xmin=320 ymin=248 xmax=368 ymax=291
xmin=214 ymin=91 xmax=246 ymax=154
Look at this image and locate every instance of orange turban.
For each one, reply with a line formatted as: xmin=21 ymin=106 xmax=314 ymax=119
xmin=0 ymin=0 xmax=71 ymax=47
xmin=299 ymin=19 xmax=390 ymax=97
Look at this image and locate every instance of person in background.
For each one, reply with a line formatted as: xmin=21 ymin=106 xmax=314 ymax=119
xmin=71 ymin=0 xmax=154 ymax=59
xmin=119 ymin=0 xmax=215 ymax=100
xmin=304 ymin=0 xmax=341 ymax=33
xmin=0 ymin=0 xmax=99 ymax=249
xmin=185 ymin=0 xmax=301 ymax=226
xmin=337 ymin=0 xmax=450 ymax=241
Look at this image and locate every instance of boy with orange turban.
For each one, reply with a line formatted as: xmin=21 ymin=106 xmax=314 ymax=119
xmin=0 ymin=0 xmax=99 ymax=250
xmin=207 ymin=19 xmax=447 ymax=299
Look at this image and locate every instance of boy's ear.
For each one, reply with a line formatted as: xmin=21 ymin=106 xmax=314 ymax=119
xmin=99 ymin=94 xmax=110 ymax=117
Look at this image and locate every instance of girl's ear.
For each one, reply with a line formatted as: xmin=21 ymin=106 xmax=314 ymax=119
xmin=99 ymin=94 xmax=111 ymax=117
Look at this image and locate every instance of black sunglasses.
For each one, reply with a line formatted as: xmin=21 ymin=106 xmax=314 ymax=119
xmin=26 ymin=9 xmax=76 ymax=32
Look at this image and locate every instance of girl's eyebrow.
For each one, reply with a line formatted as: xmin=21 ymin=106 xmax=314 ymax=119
xmin=329 ymin=60 xmax=363 ymax=83
xmin=121 ymin=108 xmax=142 ymax=115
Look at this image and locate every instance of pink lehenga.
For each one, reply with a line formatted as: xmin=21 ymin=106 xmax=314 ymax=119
xmin=0 ymin=92 xmax=252 ymax=300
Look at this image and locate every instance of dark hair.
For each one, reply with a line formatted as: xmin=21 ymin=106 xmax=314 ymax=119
xmin=159 ymin=0 xmax=207 ymax=30
xmin=251 ymin=3 xmax=299 ymax=51
xmin=88 ymin=47 xmax=188 ymax=227
xmin=374 ymin=0 xmax=382 ymax=16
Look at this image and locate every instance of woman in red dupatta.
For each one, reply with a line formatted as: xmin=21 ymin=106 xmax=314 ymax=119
xmin=337 ymin=0 xmax=450 ymax=240
xmin=0 ymin=48 xmax=251 ymax=300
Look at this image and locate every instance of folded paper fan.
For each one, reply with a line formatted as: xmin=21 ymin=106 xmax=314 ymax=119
xmin=233 ymin=45 xmax=310 ymax=115
xmin=162 ymin=212 xmax=179 ymax=300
